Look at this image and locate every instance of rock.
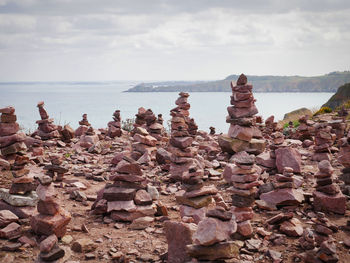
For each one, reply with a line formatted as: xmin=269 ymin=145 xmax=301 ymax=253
xmin=187 ymin=241 xmax=240 ymax=261
xmin=129 ymin=216 xmax=154 ymax=230
xmin=40 ymin=244 xmax=65 ymax=261
xmin=107 ymin=200 xmax=137 ymax=213
xmin=164 ymin=221 xmax=195 ymax=263
xmin=116 ymin=160 xmax=142 ymax=175
xmin=313 ymin=191 xmax=346 ymax=214
xmin=147 ymin=185 xmax=159 ymax=200
xmin=0 ymin=106 xmax=15 ymax=114
xmin=180 ymin=206 xmax=206 ymax=224
xmin=280 ymin=218 xmax=303 ymax=237
xmin=256 ymin=152 xmax=276 ymax=168
xmin=0 ymin=221 xmax=21 ymax=239
xmin=184 ymin=185 xmax=218 ymax=198
xmin=40 ymin=234 xmax=58 ymax=253
xmin=103 ymin=187 xmax=136 ymax=201
xmin=266 ymin=212 xmax=293 ymax=225
xmin=37 ymin=200 xmax=60 ymax=215
xmin=193 ymin=217 xmax=236 ymax=246
xmin=237 ymin=220 xmax=253 ymax=237
xmin=237 ymin=74 xmax=248 ymax=85
xmin=71 ymin=238 xmax=97 ymax=253
xmin=1 ymin=142 xmax=27 ymax=156
xmin=206 ymin=208 xmax=232 ymax=221
xmin=260 ymin=188 xmax=304 ymax=206
xmin=0 ymin=200 xmax=36 ymax=218
xmin=0 ymin=210 xmax=19 ymax=227
xmin=175 ymin=191 xmax=213 ymax=209
xmin=61 ymin=235 xmax=73 ymax=245
xmin=275 ymin=147 xmax=301 ymax=173
xmin=134 ymin=190 xmax=152 ymax=205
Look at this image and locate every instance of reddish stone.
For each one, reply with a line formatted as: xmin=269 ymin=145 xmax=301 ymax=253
xmin=280 ymin=218 xmax=303 ymax=237
xmin=313 ymin=191 xmax=346 ymax=214
xmin=236 ymin=74 xmax=248 ymax=85
xmin=0 ymin=210 xmax=18 ymax=227
xmin=260 ymin=188 xmax=305 ymax=206
xmin=0 ymin=200 xmax=36 ymax=219
xmin=1 ymin=142 xmax=27 ymax=155
xmin=103 ymin=187 xmax=136 ymax=201
xmin=0 ymin=133 xmax=25 ymax=148
xmin=237 ymin=220 xmax=253 ymax=237
xmin=170 ymin=136 xmax=193 ymax=149
xmin=0 ymin=222 xmax=21 ymax=239
xmin=230 ymin=207 xmax=253 ymax=223
xmin=227 ymin=105 xmax=258 ymax=119
xmin=37 ymin=200 xmax=60 ymax=215
xmin=116 ymin=160 xmax=142 ymax=175
xmin=0 ymin=106 xmax=15 ymax=114
xmin=36 ymin=184 xmax=57 ymax=202
xmin=134 ymin=190 xmax=152 ymax=205
xmin=40 ymin=234 xmax=58 ymax=253
xmin=275 ymin=147 xmax=301 ymax=173
xmin=184 ymin=185 xmax=218 ymax=198
xmin=133 ymin=133 xmax=157 ymax=146
xmin=107 ymin=200 xmax=137 ymax=213
xmin=256 ymin=152 xmax=276 ymax=168
xmin=228 ymin=125 xmax=253 ymax=141
xmin=180 ymin=206 xmax=207 ymax=224
xmin=111 ymin=173 xmax=145 ymax=183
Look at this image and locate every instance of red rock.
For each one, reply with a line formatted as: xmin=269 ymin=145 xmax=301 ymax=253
xmin=260 ymin=188 xmax=305 ymax=206
xmin=193 ymin=217 xmax=236 ymax=246
xmin=1 ymin=113 xmax=17 ymax=123
xmin=164 ymin=221 xmax=194 ymax=263
xmin=133 ymin=133 xmax=157 ymax=146
xmin=103 ymin=187 xmax=136 ymax=201
xmin=0 ymin=222 xmax=21 ymax=239
xmin=228 ymin=125 xmax=253 ymax=141
xmin=256 ymin=152 xmax=276 ymax=168
xmin=0 ymin=122 xmax=19 ymax=136
xmin=170 ymin=136 xmax=193 ymax=149
xmin=236 ymin=74 xmax=248 ymax=85
xmin=37 ymin=200 xmax=60 ymax=215
xmin=134 ymin=189 xmax=152 ymax=205
xmin=36 ymin=184 xmax=57 ymax=202
xmin=0 ymin=210 xmax=19 ymax=227
xmin=30 ymin=209 xmax=71 ymax=238
xmin=232 ymin=92 xmax=252 ymax=101
xmin=230 ymin=207 xmax=253 ymax=222
xmin=280 ymin=218 xmax=303 ymax=237
xmin=156 ymin=148 xmax=172 ymax=164
xmin=237 ymin=220 xmax=253 ymax=237
xmin=0 ymin=106 xmax=15 ymax=114
xmin=227 ymin=105 xmax=258 ymax=119
xmin=1 ymin=142 xmax=27 ymax=155
xmin=180 ymin=206 xmax=207 ymax=224
xmin=313 ymin=191 xmax=346 ymax=214
xmin=184 ymin=185 xmax=218 ymax=198
xmin=0 ymin=200 xmax=36 ymax=219
xmin=275 ymin=147 xmax=301 ymax=173
xmin=40 ymin=234 xmax=58 ymax=253
xmin=116 ymin=160 xmax=142 ymax=175
xmin=266 ymin=212 xmax=293 ymax=225
xmin=0 ymin=133 xmax=25 ymax=148
xmin=107 ymin=200 xmax=137 ymax=213
xmin=111 ymin=173 xmax=145 ymax=183
xmin=18 ymin=235 xmax=36 ymax=247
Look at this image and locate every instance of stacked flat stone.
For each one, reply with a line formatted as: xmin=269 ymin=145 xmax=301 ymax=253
xmin=107 ymin=110 xmax=122 ymax=138
xmin=328 ymin=119 xmax=346 ymax=141
xmin=0 ymin=106 xmax=27 ymax=170
xmin=313 ymin=160 xmax=346 ymax=214
xmin=132 ymin=126 xmax=157 ymax=164
xmin=43 ymin=154 xmax=68 ymax=182
xmin=157 ymin=114 xmax=164 ymax=125
xmin=31 ymin=175 xmax=71 ymax=238
xmin=312 ymin=123 xmax=336 ymax=161
xmin=78 ymin=126 xmax=99 ymax=149
xmin=38 ymin=234 xmax=65 ymax=262
xmin=263 ymin=115 xmax=277 ymax=137
xmin=34 ymin=101 xmax=60 ymax=140
xmin=209 ymin=126 xmax=216 ymax=135
xmin=169 ymin=92 xmax=203 ymax=181
xmin=176 ymin=172 xmax=218 ymax=223
xmin=92 ymin=158 xmax=156 ymax=223
xmin=339 ymin=131 xmax=350 ymax=195
xmin=75 ymin=113 xmax=91 ymax=137
xmin=296 ymin=115 xmax=315 ymax=141
xmin=219 ymin=74 xmax=265 ymax=155
xmin=186 ymin=207 xmax=239 ymax=261
xmin=223 ymin=151 xmax=261 ymax=238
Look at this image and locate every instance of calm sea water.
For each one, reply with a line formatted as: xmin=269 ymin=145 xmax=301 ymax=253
xmin=0 ymin=82 xmax=333 ymax=133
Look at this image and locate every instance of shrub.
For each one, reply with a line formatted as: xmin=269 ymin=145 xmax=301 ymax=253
xmin=313 ymin=107 xmax=332 ymax=116
xmin=283 ymin=120 xmax=300 ymax=129
xmin=121 ymin=118 xmax=135 ymax=132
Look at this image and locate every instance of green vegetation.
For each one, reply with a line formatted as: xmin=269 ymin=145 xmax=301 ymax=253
xmin=122 ymin=118 xmax=135 ymax=132
xmin=64 ymin=152 xmax=71 ymax=158
xmin=313 ymin=107 xmax=332 ymax=116
xmin=126 ymin=71 xmax=350 ymax=93
xmin=283 ymin=120 xmax=300 ymax=129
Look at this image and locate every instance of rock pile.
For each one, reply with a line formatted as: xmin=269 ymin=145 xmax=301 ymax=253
xmin=0 ymin=209 xmax=21 ymax=241
xmin=168 ymin=92 xmax=203 ymax=181
xmin=339 ymin=131 xmax=350 ymax=195
xmin=313 ymin=160 xmax=346 ymax=214
xmin=34 ymin=101 xmax=60 ymax=140
xmin=107 ymin=110 xmax=122 ymax=138
xmin=31 ymin=175 xmax=71 ymax=238
xmin=133 ymin=107 xmax=165 ymax=141
xmin=186 ymin=207 xmax=239 ymax=261
xmin=219 ymin=74 xmax=265 ymax=155
xmin=267 ymin=212 xmax=303 ymax=237
xmin=132 ymin=126 xmax=157 ymax=164
xmin=75 ymin=113 xmax=91 ymax=137
xmin=92 ymin=158 xmax=156 ymax=224
xmin=224 ymin=151 xmax=261 ymax=238
xmin=78 ymin=126 xmax=99 ymax=149
xmin=296 ymin=115 xmax=315 ymax=141
xmin=263 ymin=115 xmax=277 ymax=137
xmin=43 ymin=154 xmax=68 ymax=182
xmin=0 ymin=106 xmax=27 ymax=171
xmin=209 ymin=126 xmax=215 ymax=135
xmin=38 ymin=234 xmax=65 ymax=262
xmin=312 ymin=123 xmax=336 ymax=161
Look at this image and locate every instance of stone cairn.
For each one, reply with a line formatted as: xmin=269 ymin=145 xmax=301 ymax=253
xmin=132 ymin=126 xmax=157 ymax=164
xmin=255 ymin=132 xmax=282 ymax=173
xmin=219 ymin=74 xmax=265 ymax=155
xmin=312 ymin=122 xmax=336 ymax=162
xmin=328 ymin=119 xmax=346 ymax=141
xmin=107 ymin=110 xmax=122 ymax=138
xmin=92 ymin=158 xmax=156 ymax=223
xmin=0 ymin=106 xmax=27 ymax=171
xmin=223 ymin=151 xmax=261 ymax=238
xmin=313 ymin=160 xmax=346 ymax=214
xmin=209 ymin=126 xmax=215 ymax=135
xmin=168 ymin=92 xmax=202 ymax=182
xmin=157 ymin=114 xmax=163 ymax=125
xmin=263 ymin=115 xmax=277 ymax=137
xmin=34 ymin=101 xmax=60 ymax=140
xmin=133 ymin=107 xmax=165 ymax=140
xmin=31 ymin=175 xmax=70 ymax=262
xmin=43 ymin=154 xmax=68 ymax=182
xmin=75 ymin=113 xmax=91 ymax=137
xmin=296 ymin=115 xmax=315 ymax=141
xmin=339 ymin=131 xmax=350 ymax=195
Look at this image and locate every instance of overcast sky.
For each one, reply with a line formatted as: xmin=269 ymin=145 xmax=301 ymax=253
xmin=0 ymin=0 xmax=349 ymax=81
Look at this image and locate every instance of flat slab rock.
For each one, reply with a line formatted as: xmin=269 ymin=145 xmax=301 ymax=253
xmin=187 ymin=241 xmax=240 ymax=261
xmin=0 ymin=188 xmax=38 ymax=207
xmin=260 ymin=188 xmax=305 ymax=206
xmin=313 ymin=191 xmax=346 ymax=214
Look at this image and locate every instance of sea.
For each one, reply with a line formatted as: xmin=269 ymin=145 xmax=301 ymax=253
xmin=0 ymin=81 xmax=334 ymax=134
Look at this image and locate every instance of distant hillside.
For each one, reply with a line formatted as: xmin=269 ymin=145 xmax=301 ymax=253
xmin=322 ymin=82 xmax=350 ymax=109
xmin=125 ymin=71 xmax=350 ymax=92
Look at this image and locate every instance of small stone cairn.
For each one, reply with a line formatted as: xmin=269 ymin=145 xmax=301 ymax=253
xmin=312 ymin=122 xmax=336 ymax=161
xmin=339 ymin=131 xmax=350 ymax=195
xmin=43 ymin=154 xmax=68 ymax=182
xmin=107 ymin=110 xmax=122 ymax=138
xmin=92 ymin=158 xmax=156 ymax=223
xmin=219 ymin=74 xmax=265 ymax=155
xmin=313 ymin=160 xmax=346 ymax=214
xmin=296 ymin=115 xmax=315 ymax=141
xmin=75 ymin=113 xmax=91 ymax=137
xmin=224 ymin=151 xmax=261 ymax=238
xmin=34 ymin=101 xmax=60 ymax=140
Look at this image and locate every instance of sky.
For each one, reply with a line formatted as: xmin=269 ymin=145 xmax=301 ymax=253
xmin=0 ymin=0 xmax=349 ymax=81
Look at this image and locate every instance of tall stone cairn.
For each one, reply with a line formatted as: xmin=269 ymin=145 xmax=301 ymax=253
xmin=339 ymin=131 xmax=350 ymax=195
xmin=168 ymin=92 xmax=202 ymax=181
xmin=313 ymin=160 xmax=346 ymax=214
xmin=312 ymin=123 xmax=336 ymax=162
xmin=107 ymin=110 xmax=122 ymax=138
xmin=219 ymin=74 xmax=265 ymax=155
xmin=34 ymin=101 xmax=60 ymax=140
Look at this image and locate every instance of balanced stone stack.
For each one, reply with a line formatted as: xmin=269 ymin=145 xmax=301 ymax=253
xmin=0 ymin=106 xmax=27 ymax=170
xmin=219 ymin=74 xmax=265 ymax=155
xmin=313 ymin=160 xmax=346 ymax=214
xmin=78 ymin=126 xmax=99 ymax=149
xmin=209 ymin=126 xmax=216 ymax=135
xmin=186 ymin=207 xmax=239 ymax=261
xmin=175 ymin=173 xmax=218 ymax=223
xmin=260 ymin=167 xmax=304 ymax=208
xmin=187 ymin=118 xmax=198 ymax=136
xmin=44 ymin=154 xmax=68 ymax=182
xmin=92 ymin=158 xmax=156 ymax=222
xmin=31 ymin=175 xmax=71 ymax=238
xmin=75 ymin=113 xmax=91 ymax=137
xmin=168 ymin=92 xmax=203 ymax=181
xmin=157 ymin=114 xmax=164 ymax=125
xmin=34 ymin=101 xmax=60 ymax=140
xmin=223 ymin=151 xmax=261 ymax=238
xmin=38 ymin=234 xmax=65 ymax=262
xmin=339 ymin=131 xmax=350 ymax=195
xmin=263 ymin=115 xmax=277 ymax=137
xmin=312 ymin=123 xmax=336 ymax=161
xmin=132 ymin=126 xmax=157 ymax=163
xmin=328 ymin=119 xmax=346 ymax=140
xmin=296 ymin=115 xmax=315 ymax=141
xmin=107 ymin=110 xmax=122 ymax=138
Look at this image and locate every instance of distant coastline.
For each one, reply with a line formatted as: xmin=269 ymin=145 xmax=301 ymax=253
xmin=125 ymin=71 xmax=350 ymax=93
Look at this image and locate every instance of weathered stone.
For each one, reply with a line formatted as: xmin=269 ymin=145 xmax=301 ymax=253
xmin=280 ymin=218 xmax=303 ymax=237
xmin=37 ymin=200 xmax=60 ymax=216
xmin=275 ymin=147 xmax=301 ymax=173
xmin=260 ymin=188 xmax=304 ymax=206
xmin=313 ymin=191 xmax=346 ymax=214
xmin=107 ymin=200 xmax=137 ymax=213
xmin=129 ymin=216 xmax=154 ymax=230
xmin=180 ymin=205 xmax=207 ymax=224
xmin=116 ymin=160 xmax=142 ymax=175
xmin=184 ymin=185 xmax=218 ymax=198
xmin=0 ymin=122 xmax=19 ymax=136
xmin=0 ymin=222 xmax=21 ymax=239
xmin=39 ymin=244 xmax=65 ymax=261
xmin=187 ymin=241 xmax=240 ymax=261
xmin=237 ymin=220 xmax=253 ymax=237
xmin=71 ymin=238 xmax=97 ymax=253
xmin=102 ymin=187 xmax=136 ymax=201
xmin=0 ymin=188 xmax=38 ymax=207
xmin=40 ymin=234 xmax=58 ymax=253
xmin=1 ymin=142 xmax=27 ymax=156
xmin=176 ymin=190 xmax=213 ymax=209
xmin=134 ymin=190 xmax=152 ymax=205
xmin=0 ymin=210 xmax=18 ymax=227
